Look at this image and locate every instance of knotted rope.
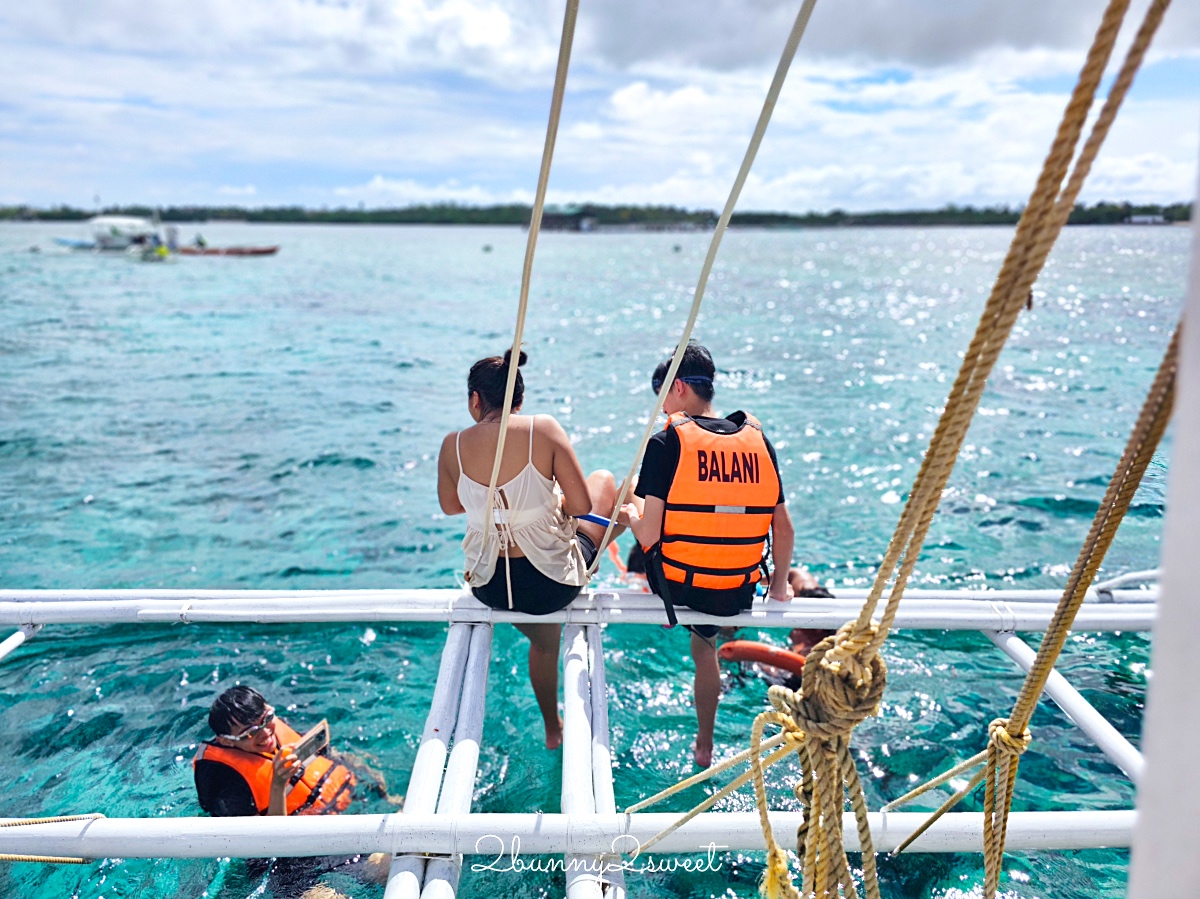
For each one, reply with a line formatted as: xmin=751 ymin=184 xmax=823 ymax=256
xmin=887 ymin=322 xmax=1179 ymax=895
xmin=757 ymin=622 xmax=888 ymax=899
xmin=632 ymin=0 xmax=1167 ymax=893
xmin=585 ymin=0 xmax=820 ymax=577
xmin=0 ymin=813 xmax=105 ymax=864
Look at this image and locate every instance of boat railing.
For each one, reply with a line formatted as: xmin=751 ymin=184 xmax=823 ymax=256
xmin=0 ymin=586 xmax=1152 ymax=898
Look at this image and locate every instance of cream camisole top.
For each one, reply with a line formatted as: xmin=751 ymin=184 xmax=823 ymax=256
xmin=457 ymin=416 xmax=587 ymax=591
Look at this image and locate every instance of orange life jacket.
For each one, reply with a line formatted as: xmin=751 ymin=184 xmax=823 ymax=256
xmin=646 ymin=412 xmax=780 ymax=625
xmin=193 ymin=720 xmax=355 ymax=816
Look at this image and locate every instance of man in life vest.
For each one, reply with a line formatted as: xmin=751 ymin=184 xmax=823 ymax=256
xmin=618 ymin=343 xmax=795 ymax=767
xmin=194 ymin=686 xmax=387 ymax=897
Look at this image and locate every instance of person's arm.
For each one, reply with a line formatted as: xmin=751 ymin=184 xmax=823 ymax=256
xmin=437 ymin=433 xmax=466 ymax=515
xmin=544 ymin=417 xmax=593 ymax=517
xmin=768 ymin=502 xmax=795 ymax=601
xmin=618 ymin=495 xmax=664 ymax=549
xmin=267 ymin=745 xmax=302 ymax=816
xmin=616 ymin=432 xmax=673 ymax=547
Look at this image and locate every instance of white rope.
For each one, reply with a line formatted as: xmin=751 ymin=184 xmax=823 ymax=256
xmin=475 ymin=0 xmax=580 ymax=576
xmin=585 ymin=0 xmax=820 ymax=577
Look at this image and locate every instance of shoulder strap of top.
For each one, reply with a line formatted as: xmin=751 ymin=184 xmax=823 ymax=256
xmin=529 ymin=415 xmax=535 ymax=462
xmin=665 ymin=412 xmax=691 ymax=431
xmin=455 ymin=430 xmax=463 ymax=472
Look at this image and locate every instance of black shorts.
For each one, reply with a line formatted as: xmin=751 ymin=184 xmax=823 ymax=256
xmin=472 ymin=533 xmax=598 ymax=615
xmin=643 ymin=547 xmax=753 ymax=640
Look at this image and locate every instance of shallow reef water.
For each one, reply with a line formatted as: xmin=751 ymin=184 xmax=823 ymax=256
xmin=0 ymin=221 xmax=1186 ymax=897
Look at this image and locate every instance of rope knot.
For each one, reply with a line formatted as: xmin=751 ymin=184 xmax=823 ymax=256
xmin=766 ymin=621 xmax=887 ymax=743
xmin=987 ymin=718 xmax=1032 ymax=758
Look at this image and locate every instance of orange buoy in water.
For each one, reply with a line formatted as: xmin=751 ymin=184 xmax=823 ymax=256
xmin=718 ymin=640 xmax=806 ymax=677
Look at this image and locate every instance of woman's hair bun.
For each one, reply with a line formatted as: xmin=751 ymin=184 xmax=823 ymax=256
xmin=502 ymin=349 xmax=528 ymax=367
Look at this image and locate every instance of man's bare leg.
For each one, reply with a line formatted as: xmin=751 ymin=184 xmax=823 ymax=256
xmin=515 ymin=622 xmax=564 ymax=749
xmin=691 ymin=631 xmax=720 ymax=767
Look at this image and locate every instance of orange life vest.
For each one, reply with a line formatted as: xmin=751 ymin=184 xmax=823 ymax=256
xmin=646 ymin=412 xmax=780 ymax=624
xmin=193 ymin=720 xmax=355 ymax=816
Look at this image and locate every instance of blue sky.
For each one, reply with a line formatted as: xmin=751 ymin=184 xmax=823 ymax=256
xmin=0 ymin=0 xmax=1197 ymax=212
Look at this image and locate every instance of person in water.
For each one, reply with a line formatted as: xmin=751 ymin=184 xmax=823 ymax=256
xmin=193 ymin=686 xmax=389 ymax=898
xmin=618 ymin=342 xmax=794 ymax=767
xmin=437 ymin=349 xmax=622 ymax=750
xmin=785 ymin=566 xmax=836 ymax=655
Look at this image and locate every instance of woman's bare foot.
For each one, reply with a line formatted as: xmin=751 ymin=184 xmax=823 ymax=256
xmin=546 ymin=715 xmax=564 ymax=750
xmin=694 ymin=740 xmax=713 ymax=768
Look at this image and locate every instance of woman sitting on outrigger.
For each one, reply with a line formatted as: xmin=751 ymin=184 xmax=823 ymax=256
xmin=437 ymin=349 xmax=624 ymax=749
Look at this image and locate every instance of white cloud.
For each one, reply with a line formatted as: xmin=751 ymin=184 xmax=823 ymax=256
xmin=0 ymin=0 xmax=1196 ymax=209
xmin=333 ymin=175 xmax=531 ymax=206
xmin=579 ymin=0 xmax=1200 ymax=69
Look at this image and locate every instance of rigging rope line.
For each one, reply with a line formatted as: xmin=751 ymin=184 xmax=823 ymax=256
xmin=633 ymin=0 xmax=1170 ymax=895
xmin=0 ymin=814 xmax=104 ymax=865
xmin=885 ymin=322 xmax=1179 ymax=896
xmin=473 ymin=0 xmax=580 ymax=583
xmin=586 ymin=0 xmax=821 ymax=577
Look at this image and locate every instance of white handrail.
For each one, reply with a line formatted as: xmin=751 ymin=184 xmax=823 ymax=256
xmin=1092 ymin=568 xmax=1160 ymax=592
xmin=0 ymin=592 xmax=1157 ymax=631
xmin=562 ymin=625 xmax=603 ymax=899
xmin=985 ymin=630 xmax=1145 ymax=783
xmin=387 ymin=623 xmax=473 ymax=899
xmin=421 ymin=625 xmax=493 ymax=899
xmin=0 ymin=586 xmax=1157 ymax=604
xmin=0 ymin=810 xmax=1136 ymax=857
xmin=586 ymin=625 xmax=626 ymax=899
xmin=0 ymin=624 xmax=41 ymax=664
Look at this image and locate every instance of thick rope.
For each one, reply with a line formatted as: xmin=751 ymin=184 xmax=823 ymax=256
xmin=768 ymin=625 xmax=886 ymax=899
xmin=888 ymin=322 xmax=1179 ymax=883
xmin=634 ymin=0 xmax=1162 ymax=893
xmin=471 ymin=0 xmax=579 ymax=585
xmin=585 ymin=0 xmax=820 ymax=577
xmin=0 ymin=814 xmax=105 ymax=865
xmin=761 ymin=5 xmax=1139 ymax=891
xmin=853 ymin=0 xmax=1136 ymax=656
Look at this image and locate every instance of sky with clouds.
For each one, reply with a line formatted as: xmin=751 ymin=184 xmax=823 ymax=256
xmin=1 ymin=0 xmax=1197 ymax=212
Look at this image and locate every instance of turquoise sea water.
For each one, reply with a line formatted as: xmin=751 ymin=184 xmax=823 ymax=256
xmin=0 ymin=221 xmax=1188 ymax=898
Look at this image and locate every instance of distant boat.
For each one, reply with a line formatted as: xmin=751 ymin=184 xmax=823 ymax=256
xmin=55 ymin=215 xmax=158 ymax=251
xmin=176 ymin=245 xmax=279 ymax=257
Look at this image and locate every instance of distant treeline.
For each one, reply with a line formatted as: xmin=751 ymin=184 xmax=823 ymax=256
xmin=0 ymin=200 xmax=1190 ymax=227
xmin=729 ymin=201 xmax=1192 ymax=227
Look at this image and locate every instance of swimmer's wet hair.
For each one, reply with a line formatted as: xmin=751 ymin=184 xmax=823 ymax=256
xmin=209 ymin=685 xmax=268 ymax=735
xmin=468 ymin=348 xmax=527 ymax=414
xmin=653 ymin=342 xmax=715 ymax=402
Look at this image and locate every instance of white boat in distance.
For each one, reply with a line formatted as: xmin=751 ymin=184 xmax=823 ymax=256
xmin=87 ymin=215 xmax=157 ymax=250
xmin=54 ymin=215 xmax=157 ymax=251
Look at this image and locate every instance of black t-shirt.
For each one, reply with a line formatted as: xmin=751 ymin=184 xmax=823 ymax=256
xmin=195 ymin=755 xmax=260 ymax=817
xmin=634 ymin=412 xmax=784 ymax=612
xmin=635 ymin=412 xmax=784 ymax=504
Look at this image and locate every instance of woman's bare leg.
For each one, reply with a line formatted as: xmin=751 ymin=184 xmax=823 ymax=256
xmin=515 ymin=622 xmax=564 ymax=749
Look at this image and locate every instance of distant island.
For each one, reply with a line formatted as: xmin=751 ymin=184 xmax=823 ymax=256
xmin=1 ymin=201 xmax=1190 ymax=229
